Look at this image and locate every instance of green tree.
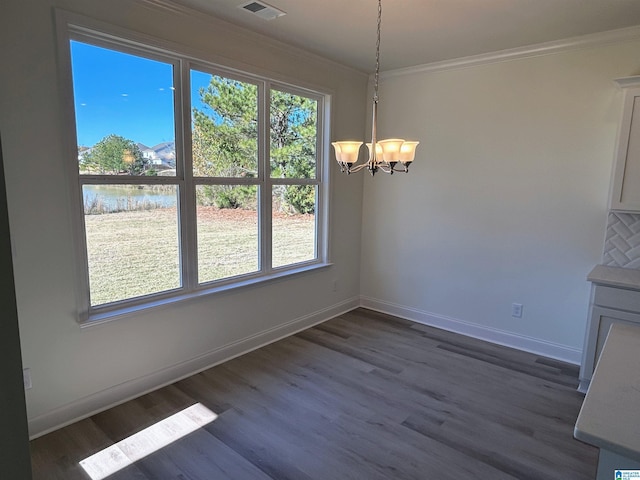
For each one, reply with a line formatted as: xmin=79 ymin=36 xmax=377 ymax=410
xmin=192 ymin=76 xmax=258 ymax=209
xmin=270 ymin=90 xmax=317 ymax=214
xmin=81 ymin=134 xmax=148 ymax=175
xmin=192 ymin=77 xmax=258 ymax=179
xmin=192 ymin=76 xmax=317 ymax=213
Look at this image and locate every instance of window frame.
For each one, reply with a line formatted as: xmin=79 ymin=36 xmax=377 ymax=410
xmin=56 ymin=12 xmax=331 ymax=325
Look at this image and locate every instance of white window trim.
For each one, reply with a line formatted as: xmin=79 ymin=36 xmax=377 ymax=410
xmin=54 ymin=10 xmax=332 ymax=326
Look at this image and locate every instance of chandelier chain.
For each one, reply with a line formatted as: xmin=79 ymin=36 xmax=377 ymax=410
xmin=374 ymin=0 xmax=381 ymax=103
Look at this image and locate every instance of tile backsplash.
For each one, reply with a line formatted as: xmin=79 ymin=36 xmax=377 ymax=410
xmin=603 ymin=212 xmax=640 ymax=269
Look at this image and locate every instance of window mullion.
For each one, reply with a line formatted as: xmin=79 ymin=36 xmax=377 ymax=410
xmin=179 ymin=60 xmax=197 ymax=290
xmin=260 ymin=81 xmax=272 ymax=274
xmin=316 ymin=94 xmax=327 ymax=263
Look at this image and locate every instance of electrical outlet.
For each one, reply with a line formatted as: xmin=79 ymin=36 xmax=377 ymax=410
xmin=332 ymin=279 xmax=338 ymax=292
xmin=512 ymin=303 xmax=523 ymax=318
xmin=23 ymin=368 xmax=32 ymax=390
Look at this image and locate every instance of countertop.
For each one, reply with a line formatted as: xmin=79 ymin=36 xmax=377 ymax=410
xmin=588 ymin=265 xmax=640 ymax=290
xmin=574 ymin=322 xmax=640 ymax=462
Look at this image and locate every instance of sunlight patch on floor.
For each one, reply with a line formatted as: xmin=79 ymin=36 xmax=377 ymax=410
xmin=79 ymin=403 xmax=217 ymax=480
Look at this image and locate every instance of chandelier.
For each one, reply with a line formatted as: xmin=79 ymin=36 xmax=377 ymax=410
xmin=332 ymin=0 xmax=419 ymax=175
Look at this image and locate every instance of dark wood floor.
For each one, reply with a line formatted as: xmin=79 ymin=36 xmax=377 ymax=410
xmin=30 ymin=308 xmax=598 ymax=479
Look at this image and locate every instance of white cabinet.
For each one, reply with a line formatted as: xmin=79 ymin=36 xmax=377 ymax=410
xmin=574 ymin=323 xmax=640 ymax=478
xmin=610 ymin=77 xmax=640 ymax=212
xmin=579 ymin=266 xmax=640 ymax=392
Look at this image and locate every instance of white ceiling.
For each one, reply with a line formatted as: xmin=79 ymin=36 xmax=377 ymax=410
xmin=167 ymin=0 xmax=640 ymax=72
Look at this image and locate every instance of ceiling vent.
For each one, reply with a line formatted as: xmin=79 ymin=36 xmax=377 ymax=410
xmin=238 ymin=1 xmax=286 ymax=21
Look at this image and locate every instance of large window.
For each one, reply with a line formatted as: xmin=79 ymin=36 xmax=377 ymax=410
xmin=65 ymin=27 xmax=328 ymax=321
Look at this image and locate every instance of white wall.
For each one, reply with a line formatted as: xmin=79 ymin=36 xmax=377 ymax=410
xmin=361 ymin=38 xmax=640 ymax=361
xmin=0 ymin=0 xmax=367 ymax=437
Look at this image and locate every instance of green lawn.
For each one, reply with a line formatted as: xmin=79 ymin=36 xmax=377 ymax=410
xmin=84 ymin=207 xmax=315 ymax=306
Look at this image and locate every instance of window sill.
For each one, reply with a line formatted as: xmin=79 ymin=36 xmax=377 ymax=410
xmin=80 ymin=262 xmax=333 ymax=328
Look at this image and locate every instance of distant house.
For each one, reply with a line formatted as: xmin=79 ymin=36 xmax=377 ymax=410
xmin=137 ymin=141 xmax=176 ymax=169
xmin=77 ymin=146 xmax=92 ymax=162
xmin=137 ymin=143 xmax=160 ymax=164
xmin=153 ymin=141 xmax=176 ymax=168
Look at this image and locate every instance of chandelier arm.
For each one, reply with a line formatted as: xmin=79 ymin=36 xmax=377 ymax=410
xmin=348 ymin=163 xmax=370 ymax=174
xmin=375 ymin=164 xmax=393 ymax=174
xmin=390 ymin=163 xmax=409 ymax=173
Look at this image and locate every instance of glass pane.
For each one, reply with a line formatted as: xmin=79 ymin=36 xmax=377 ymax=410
xmin=270 ymin=89 xmax=317 ymax=179
xmin=82 ymin=185 xmax=180 ymax=306
xmin=71 ymin=41 xmax=176 ymax=176
xmin=272 ymin=185 xmax=317 ymax=268
xmin=196 ymin=185 xmax=259 ymax=283
xmin=191 ymin=70 xmax=258 ymax=177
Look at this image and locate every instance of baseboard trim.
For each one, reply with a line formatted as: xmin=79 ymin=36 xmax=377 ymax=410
xmin=360 ymin=296 xmax=582 ymax=365
xmin=28 ymin=297 xmax=360 ymax=439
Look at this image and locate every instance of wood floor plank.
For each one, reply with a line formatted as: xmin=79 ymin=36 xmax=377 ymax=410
xmin=403 ymin=408 xmax=594 ymax=480
xmin=296 ymin=328 xmax=406 ymax=374
xmin=90 ymin=384 xmax=197 ymax=442
xmin=435 ymin=342 xmax=579 ymax=388
xmin=30 ymin=307 xmax=598 ymax=479
xmin=30 ymin=418 xmax=149 ymax=480
xmin=130 ymin=428 xmax=273 ymax=480
xmin=205 ymin=409 xmax=317 ymax=480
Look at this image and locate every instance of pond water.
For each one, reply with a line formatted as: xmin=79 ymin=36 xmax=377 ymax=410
xmin=83 ymin=185 xmax=178 ymax=212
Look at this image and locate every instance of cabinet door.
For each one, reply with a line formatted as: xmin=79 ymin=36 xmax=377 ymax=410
xmin=611 ymin=87 xmax=640 ymax=211
xmin=592 ymin=306 xmax=640 ymax=370
xmin=580 ymin=305 xmax=640 ymax=391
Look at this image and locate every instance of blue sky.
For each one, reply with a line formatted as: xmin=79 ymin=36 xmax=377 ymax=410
xmin=71 ymin=40 xmax=211 ymax=147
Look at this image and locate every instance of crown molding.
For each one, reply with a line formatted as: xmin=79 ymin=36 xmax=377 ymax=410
xmin=614 ymin=75 xmax=640 ymax=88
xmin=381 ymin=25 xmax=640 ymax=79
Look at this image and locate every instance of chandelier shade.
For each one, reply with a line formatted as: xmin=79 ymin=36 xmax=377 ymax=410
xmin=332 ymin=141 xmax=363 ymax=166
xmin=332 ymin=0 xmax=419 ymax=176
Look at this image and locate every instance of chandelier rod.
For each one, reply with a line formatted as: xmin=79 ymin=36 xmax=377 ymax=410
xmin=369 ymin=0 xmax=382 ymax=171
